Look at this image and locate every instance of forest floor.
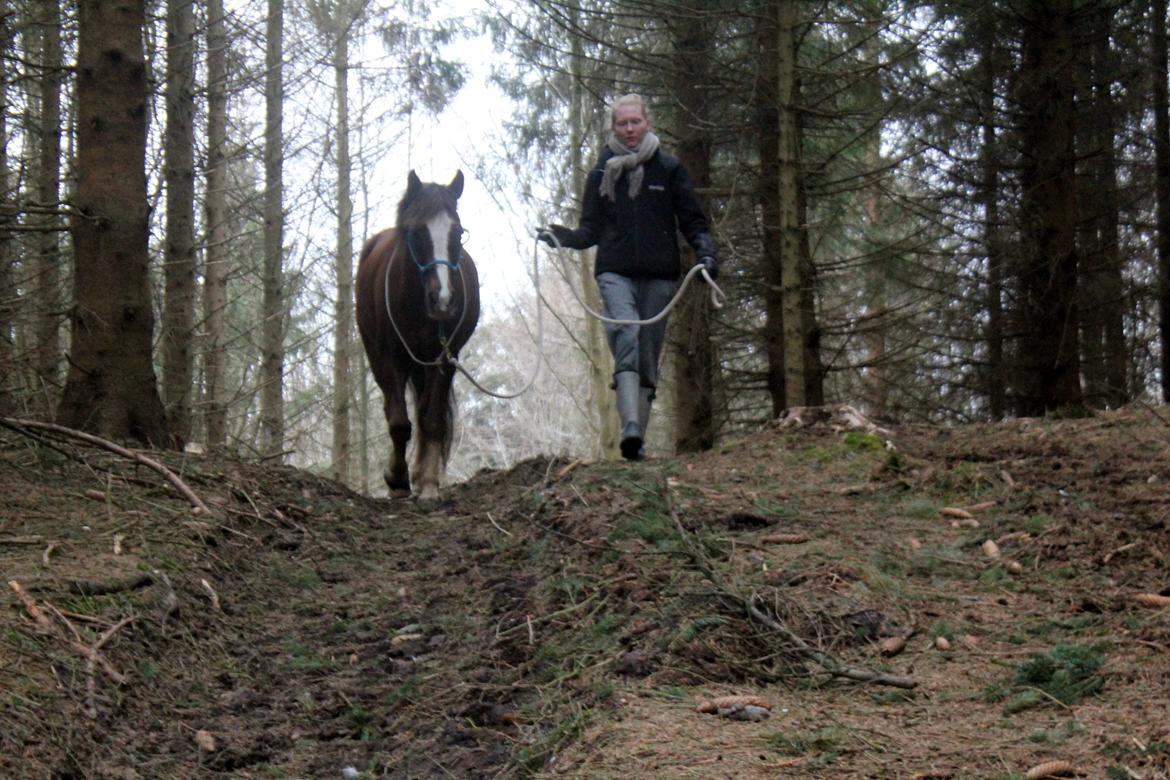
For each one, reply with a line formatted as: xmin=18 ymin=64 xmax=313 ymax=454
xmin=1 ymin=405 xmax=1169 ymax=779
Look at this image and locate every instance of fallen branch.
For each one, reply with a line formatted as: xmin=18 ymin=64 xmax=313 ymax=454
xmin=9 ymin=580 xmax=134 ymax=717
xmin=8 ymin=579 xmax=53 ymax=632
xmin=554 ymin=459 xmax=584 ymax=482
xmin=0 ymin=417 xmax=210 ymax=515
xmin=80 ymin=615 xmax=136 ymax=719
xmin=743 ymin=598 xmax=917 ymax=688
xmin=0 ymin=536 xmax=45 ymax=545
xmin=21 ymin=572 xmax=155 ymax=596
xmin=495 ymin=591 xmax=604 ymax=638
xmin=95 ymin=614 xmax=135 ymax=653
xmin=1134 ymin=400 xmax=1170 ymax=428
xmin=660 ymin=474 xmax=916 ymax=690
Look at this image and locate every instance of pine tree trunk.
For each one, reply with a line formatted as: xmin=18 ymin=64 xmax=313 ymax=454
xmin=0 ymin=0 xmax=13 ymax=413
xmin=357 ymin=114 xmax=374 ymax=493
xmin=978 ymin=9 xmax=1005 ymax=420
xmin=777 ymin=0 xmax=807 ymax=408
xmin=358 ymin=351 xmax=370 ymax=493
xmin=757 ymin=9 xmax=786 ymax=417
xmin=162 ymin=0 xmax=196 ymax=444
xmin=1154 ymin=0 xmax=1170 ymax=403
xmin=671 ymin=10 xmax=716 ymax=454
xmin=861 ymin=7 xmax=887 ymax=419
xmin=33 ymin=0 xmax=62 ymax=404
xmin=332 ymin=21 xmax=353 ymax=485
xmin=567 ymin=4 xmax=617 ymax=459
xmin=798 ymin=165 xmax=825 ymax=406
xmin=1015 ymin=1 xmax=1083 ymax=414
xmin=261 ymin=0 xmax=286 ymax=457
xmin=203 ymin=0 xmax=229 ymax=446
xmin=59 ymin=0 xmax=168 ymax=445
xmin=1078 ymin=8 xmax=1126 ymax=408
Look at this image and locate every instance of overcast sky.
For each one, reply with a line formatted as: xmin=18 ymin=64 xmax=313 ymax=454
xmin=366 ymin=0 xmax=543 ymax=317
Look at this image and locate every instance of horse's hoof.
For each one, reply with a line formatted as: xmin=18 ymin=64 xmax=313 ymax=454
xmin=415 ymin=487 xmax=442 ymax=512
xmin=383 ymin=470 xmax=410 ymax=497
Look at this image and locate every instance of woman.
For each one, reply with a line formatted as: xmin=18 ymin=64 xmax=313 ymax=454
xmin=540 ymin=93 xmax=718 ymax=460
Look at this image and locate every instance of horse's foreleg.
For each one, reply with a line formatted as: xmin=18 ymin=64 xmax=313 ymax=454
xmin=414 ymin=368 xmax=452 ymax=503
xmin=383 ymin=386 xmax=411 ymax=497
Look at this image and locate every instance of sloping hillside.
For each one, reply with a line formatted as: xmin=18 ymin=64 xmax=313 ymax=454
xmin=2 ymin=407 xmax=1168 ymax=779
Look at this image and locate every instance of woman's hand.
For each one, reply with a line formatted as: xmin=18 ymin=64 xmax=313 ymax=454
xmin=537 ymin=225 xmax=572 ymax=247
xmin=699 ymin=255 xmax=719 ymax=281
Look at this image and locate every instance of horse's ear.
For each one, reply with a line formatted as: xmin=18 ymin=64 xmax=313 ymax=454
xmin=407 ymin=170 xmax=422 ymax=198
xmin=448 ymin=170 xmax=464 ymax=200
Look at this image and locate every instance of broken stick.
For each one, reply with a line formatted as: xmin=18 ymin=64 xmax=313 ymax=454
xmin=0 ymin=417 xmax=210 ymax=515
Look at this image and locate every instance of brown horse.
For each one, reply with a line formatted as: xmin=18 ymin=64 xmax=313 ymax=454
xmin=355 ymin=171 xmax=480 ymax=502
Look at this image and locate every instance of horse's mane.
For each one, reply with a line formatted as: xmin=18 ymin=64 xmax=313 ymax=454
xmin=396 ymin=183 xmax=457 ymax=229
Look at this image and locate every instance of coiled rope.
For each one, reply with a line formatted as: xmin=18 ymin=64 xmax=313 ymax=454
xmin=540 ymin=228 xmax=726 ymax=324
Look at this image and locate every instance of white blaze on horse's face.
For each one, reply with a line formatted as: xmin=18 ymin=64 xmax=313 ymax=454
xmin=426 ymin=211 xmax=457 ymax=317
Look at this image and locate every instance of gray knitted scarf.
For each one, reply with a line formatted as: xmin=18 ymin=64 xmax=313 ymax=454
xmin=599 ymin=131 xmax=660 ymax=201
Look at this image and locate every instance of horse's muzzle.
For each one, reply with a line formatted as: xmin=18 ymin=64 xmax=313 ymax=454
xmin=425 ymin=290 xmax=460 ymax=322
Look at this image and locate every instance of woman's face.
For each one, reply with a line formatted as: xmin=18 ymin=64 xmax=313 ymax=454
xmin=613 ymin=104 xmax=650 ymax=149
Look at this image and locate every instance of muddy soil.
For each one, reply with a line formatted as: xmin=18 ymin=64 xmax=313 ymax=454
xmin=2 ymin=406 xmax=1168 ymax=779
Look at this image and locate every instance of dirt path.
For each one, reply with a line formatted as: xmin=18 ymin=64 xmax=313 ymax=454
xmin=90 ymin=471 xmax=554 ymax=778
xmin=3 ymin=408 xmax=1169 ymax=779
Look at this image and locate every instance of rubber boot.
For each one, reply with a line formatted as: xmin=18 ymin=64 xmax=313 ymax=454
xmin=615 ymin=371 xmax=643 ymax=461
xmin=637 ymin=387 xmax=653 ymax=460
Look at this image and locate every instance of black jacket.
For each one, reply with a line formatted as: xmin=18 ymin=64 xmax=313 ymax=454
xmin=559 ymin=148 xmax=716 ymax=279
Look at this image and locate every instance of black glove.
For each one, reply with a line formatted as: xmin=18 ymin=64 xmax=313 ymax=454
xmin=698 ymin=255 xmax=719 ymax=281
xmin=537 ymin=224 xmax=572 ymax=248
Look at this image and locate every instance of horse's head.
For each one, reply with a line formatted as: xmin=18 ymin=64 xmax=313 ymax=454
xmin=398 ymin=170 xmax=466 ymax=322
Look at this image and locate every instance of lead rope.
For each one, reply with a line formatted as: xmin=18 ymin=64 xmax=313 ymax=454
xmin=539 ymin=228 xmax=726 ymax=324
xmin=446 ymin=237 xmax=546 ymax=399
xmin=384 ymin=236 xmax=546 ymax=399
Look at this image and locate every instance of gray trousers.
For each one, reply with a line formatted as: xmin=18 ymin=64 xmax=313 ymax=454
xmin=596 ymin=272 xmax=678 ymax=391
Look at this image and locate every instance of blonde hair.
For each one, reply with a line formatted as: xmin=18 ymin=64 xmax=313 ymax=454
xmin=610 ymin=93 xmax=651 ymax=127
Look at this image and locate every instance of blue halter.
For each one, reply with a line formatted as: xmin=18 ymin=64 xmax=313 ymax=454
xmin=406 ymin=229 xmax=462 ymax=274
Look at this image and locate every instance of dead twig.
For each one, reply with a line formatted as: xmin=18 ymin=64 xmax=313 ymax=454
xmin=0 ymin=536 xmax=45 ymax=545
xmin=94 ymin=614 xmax=136 ymax=653
xmin=1102 ymin=542 xmax=1136 ymax=565
xmin=81 ymin=615 xmax=136 ymax=719
xmin=554 ymin=459 xmax=584 ymax=482
xmin=9 ymin=579 xmax=53 ymax=633
xmin=20 ymin=572 xmax=155 ymax=596
xmin=485 ymin=511 xmax=512 ymax=536
xmin=44 ymin=601 xmax=85 ymax=643
xmin=495 ymin=591 xmax=604 ymax=638
xmin=225 ymin=484 xmax=283 ymax=530
xmin=659 ymin=473 xmax=917 ymax=690
xmin=45 ymin=606 xmax=112 ymax=626
xmin=9 ymin=579 xmax=134 ymax=717
xmin=0 ymin=417 xmax=210 ymax=515
xmin=199 ymin=578 xmax=221 ymax=610
xmin=1133 ymin=399 xmax=1170 ymax=428
xmin=84 ymin=653 xmax=98 ymax=719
